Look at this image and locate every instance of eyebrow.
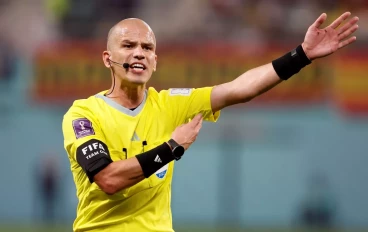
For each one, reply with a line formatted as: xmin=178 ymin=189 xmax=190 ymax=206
xmin=121 ymin=39 xmax=155 ymax=47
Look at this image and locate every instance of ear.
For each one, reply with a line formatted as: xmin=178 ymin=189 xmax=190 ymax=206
xmin=153 ymin=54 xmax=158 ymax=72
xmin=102 ymin=51 xmax=111 ymax=68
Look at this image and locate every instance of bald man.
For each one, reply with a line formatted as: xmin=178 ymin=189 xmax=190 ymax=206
xmin=63 ymin=14 xmax=359 ymax=232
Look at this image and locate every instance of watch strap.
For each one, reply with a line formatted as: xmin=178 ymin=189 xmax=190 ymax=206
xmin=168 ymin=139 xmax=180 ymax=150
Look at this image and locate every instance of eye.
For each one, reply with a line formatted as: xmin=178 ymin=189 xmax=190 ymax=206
xmin=123 ymin=44 xmax=132 ymax=48
xmin=143 ymin=46 xmax=152 ymax=51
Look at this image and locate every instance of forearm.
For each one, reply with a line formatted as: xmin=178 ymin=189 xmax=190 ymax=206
xmin=211 ymin=45 xmax=311 ymax=112
xmin=94 ymin=157 xmax=145 ymax=195
xmin=211 ymin=63 xmax=282 ymax=111
xmin=94 ymin=142 xmax=175 ymax=195
xmin=230 ymin=63 xmax=282 ymax=103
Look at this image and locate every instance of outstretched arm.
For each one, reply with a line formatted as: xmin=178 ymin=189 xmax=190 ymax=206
xmin=211 ymin=12 xmax=359 ymax=112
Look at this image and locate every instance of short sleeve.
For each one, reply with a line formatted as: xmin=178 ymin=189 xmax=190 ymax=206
xmin=62 ymin=103 xmax=107 ymax=161
xmin=161 ymin=87 xmax=220 ymax=126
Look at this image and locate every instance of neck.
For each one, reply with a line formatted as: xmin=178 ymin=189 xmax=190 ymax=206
xmin=106 ymin=83 xmax=146 ymax=109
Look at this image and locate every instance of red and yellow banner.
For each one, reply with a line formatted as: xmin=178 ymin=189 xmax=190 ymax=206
xmin=31 ymin=41 xmax=367 ymax=114
xmin=332 ymin=50 xmax=368 ymax=114
xmin=33 ymin=41 xmax=110 ymax=102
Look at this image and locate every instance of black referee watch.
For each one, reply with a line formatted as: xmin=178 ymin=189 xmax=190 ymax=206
xmin=167 ymin=139 xmax=185 ymax=160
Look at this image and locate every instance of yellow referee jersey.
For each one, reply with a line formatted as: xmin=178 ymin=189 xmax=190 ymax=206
xmin=62 ymin=87 xmax=220 ymax=232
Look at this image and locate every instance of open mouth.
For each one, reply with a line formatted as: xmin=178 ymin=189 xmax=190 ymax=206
xmin=130 ymin=63 xmax=146 ymax=71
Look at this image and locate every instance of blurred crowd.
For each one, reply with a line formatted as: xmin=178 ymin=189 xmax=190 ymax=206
xmin=0 ymin=0 xmax=366 ymax=104
xmin=0 ymin=0 xmax=367 ymax=59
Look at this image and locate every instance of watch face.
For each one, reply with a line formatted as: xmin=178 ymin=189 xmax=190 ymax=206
xmin=173 ymin=146 xmax=185 ymax=157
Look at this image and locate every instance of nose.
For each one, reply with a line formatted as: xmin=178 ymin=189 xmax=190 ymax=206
xmin=133 ymin=46 xmax=145 ymax=60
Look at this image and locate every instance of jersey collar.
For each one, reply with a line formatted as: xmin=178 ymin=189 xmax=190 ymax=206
xmin=95 ymin=90 xmax=147 ymax=117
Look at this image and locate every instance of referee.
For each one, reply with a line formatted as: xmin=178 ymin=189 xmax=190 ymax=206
xmin=62 ymin=12 xmax=359 ymax=232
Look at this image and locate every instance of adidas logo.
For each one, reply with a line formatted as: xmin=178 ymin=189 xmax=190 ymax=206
xmin=154 ymin=155 xmax=162 ymax=163
xmin=131 ymin=131 xmax=140 ymax=141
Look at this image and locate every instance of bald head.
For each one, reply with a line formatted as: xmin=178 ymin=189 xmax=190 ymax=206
xmin=107 ymin=18 xmax=156 ymax=50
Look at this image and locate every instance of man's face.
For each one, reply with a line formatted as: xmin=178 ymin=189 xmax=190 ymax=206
xmin=108 ymin=22 xmax=157 ymax=85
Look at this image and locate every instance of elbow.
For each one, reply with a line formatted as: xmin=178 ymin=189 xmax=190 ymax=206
xmin=96 ymin=178 xmax=118 ymax=195
xmin=101 ymin=184 xmax=118 ymax=195
xmin=94 ymin=173 xmax=125 ymax=195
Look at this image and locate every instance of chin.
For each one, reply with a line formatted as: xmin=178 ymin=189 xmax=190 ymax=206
xmin=127 ymin=77 xmax=150 ymax=86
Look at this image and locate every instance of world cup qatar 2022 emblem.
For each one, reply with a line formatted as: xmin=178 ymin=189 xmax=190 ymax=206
xmin=72 ymin=118 xmax=95 ymax=139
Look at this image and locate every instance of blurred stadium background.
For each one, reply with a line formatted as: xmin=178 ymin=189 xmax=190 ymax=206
xmin=0 ymin=0 xmax=367 ymax=231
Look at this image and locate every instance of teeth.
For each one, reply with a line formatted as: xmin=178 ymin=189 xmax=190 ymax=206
xmin=132 ymin=64 xmax=144 ymax=68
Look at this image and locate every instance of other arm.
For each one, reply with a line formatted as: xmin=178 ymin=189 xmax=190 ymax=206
xmin=94 ymin=157 xmax=145 ymax=195
xmin=211 ymin=12 xmax=359 ymax=112
xmin=93 ymin=114 xmax=203 ymax=195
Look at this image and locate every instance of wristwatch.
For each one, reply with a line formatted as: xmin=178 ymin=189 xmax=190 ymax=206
xmin=167 ymin=139 xmax=185 ymax=160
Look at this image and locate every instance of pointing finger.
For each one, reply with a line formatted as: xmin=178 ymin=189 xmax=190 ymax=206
xmin=195 ymin=117 xmax=203 ymax=132
xmin=190 ymin=114 xmax=203 ymax=125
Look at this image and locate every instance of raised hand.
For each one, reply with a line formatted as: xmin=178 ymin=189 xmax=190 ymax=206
xmin=302 ymin=12 xmax=359 ymax=60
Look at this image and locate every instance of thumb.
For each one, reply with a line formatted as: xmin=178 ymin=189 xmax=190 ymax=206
xmin=312 ymin=13 xmax=327 ymax=29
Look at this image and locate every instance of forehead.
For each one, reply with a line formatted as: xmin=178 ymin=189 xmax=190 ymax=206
xmin=115 ymin=25 xmax=155 ymax=45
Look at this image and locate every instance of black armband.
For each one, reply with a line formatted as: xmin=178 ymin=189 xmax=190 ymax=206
xmin=272 ymin=45 xmax=311 ymax=80
xmin=135 ymin=142 xmax=175 ymax=178
xmin=76 ymin=139 xmax=113 ymax=183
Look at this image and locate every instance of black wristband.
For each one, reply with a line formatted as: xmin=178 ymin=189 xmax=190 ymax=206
xmin=272 ymin=45 xmax=311 ymax=80
xmin=135 ymin=142 xmax=174 ymax=178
